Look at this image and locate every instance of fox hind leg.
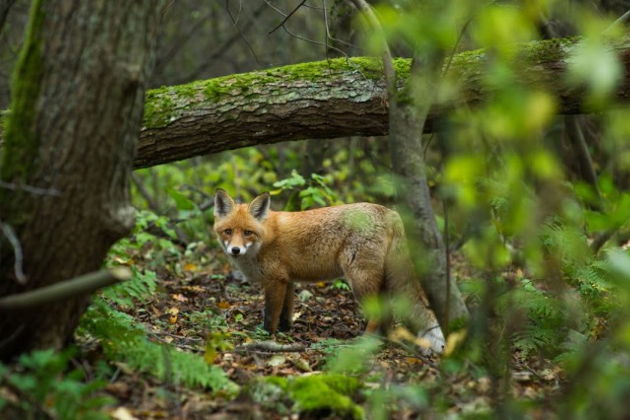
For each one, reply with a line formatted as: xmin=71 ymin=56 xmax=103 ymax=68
xmin=340 ymin=256 xmax=388 ymax=335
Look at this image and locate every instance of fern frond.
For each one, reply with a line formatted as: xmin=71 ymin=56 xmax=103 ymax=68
xmin=78 ymin=300 xmax=236 ymax=392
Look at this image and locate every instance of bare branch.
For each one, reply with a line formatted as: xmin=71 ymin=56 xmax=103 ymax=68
xmin=0 ymin=267 xmax=131 ymax=310
xmin=234 ymin=340 xmax=306 ymax=353
xmin=268 ymin=0 xmax=307 ymax=34
xmin=132 ymin=173 xmax=161 ymax=212
xmin=282 ymin=24 xmax=348 ymax=56
xmin=225 ymin=0 xmax=261 ymax=66
xmin=176 ymin=3 xmax=266 ymax=83
xmin=0 ymin=221 xmax=26 ymax=284
xmin=0 ymin=180 xmax=60 ymax=196
xmin=347 ymin=0 xmax=395 ymax=95
xmin=0 ymin=0 xmax=16 ymax=34
xmin=604 ymin=9 xmax=630 ymax=34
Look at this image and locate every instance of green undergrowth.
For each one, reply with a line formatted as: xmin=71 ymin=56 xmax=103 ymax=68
xmin=77 ymin=249 xmax=237 ymax=394
xmin=247 ymin=374 xmax=364 ymax=419
xmin=78 ymin=300 xmax=236 ymax=393
xmin=0 ymin=349 xmax=113 ymax=420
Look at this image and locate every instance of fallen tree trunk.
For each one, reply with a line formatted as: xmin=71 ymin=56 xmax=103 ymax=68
xmin=133 ymin=37 xmax=630 ymax=168
xmin=1 ymin=38 xmax=628 ymax=168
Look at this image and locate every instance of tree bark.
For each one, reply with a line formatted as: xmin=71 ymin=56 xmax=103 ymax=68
xmin=0 ymin=0 xmax=161 ymax=361
xmin=124 ymin=37 xmax=630 ymax=168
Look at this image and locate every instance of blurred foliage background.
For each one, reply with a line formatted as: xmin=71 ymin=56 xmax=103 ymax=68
xmin=3 ymin=0 xmax=630 ymax=418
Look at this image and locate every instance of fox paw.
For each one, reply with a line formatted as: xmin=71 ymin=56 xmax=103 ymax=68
xmin=278 ymin=319 xmax=293 ymax=332
xmin=418 ymin=326 xmax=445 ymax=355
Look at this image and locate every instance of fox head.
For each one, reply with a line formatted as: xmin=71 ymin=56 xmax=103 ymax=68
xmin=213 ymin=189 xmax=271 ymax=258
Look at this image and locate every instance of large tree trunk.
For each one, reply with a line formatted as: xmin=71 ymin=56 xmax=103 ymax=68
xmin=0 ymin=0 xmax=161 ymax=361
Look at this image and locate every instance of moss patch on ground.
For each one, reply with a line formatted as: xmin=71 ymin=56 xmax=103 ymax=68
xmin=248 ymin=373 xmax=364 ymax=419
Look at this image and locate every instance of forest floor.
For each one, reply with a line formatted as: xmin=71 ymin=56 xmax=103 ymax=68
xmin=86 ymin=242 xmax=561 ymax=419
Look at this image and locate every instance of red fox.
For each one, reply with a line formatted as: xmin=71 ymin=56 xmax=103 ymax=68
xmin=213 ymin=189 xmax=445 ymax=353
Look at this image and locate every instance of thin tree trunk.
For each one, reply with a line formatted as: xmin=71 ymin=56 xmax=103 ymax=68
xmin=388 ymin=61 xmax=469 ymax=328
xmin=0 ymin=0 xmax=162 ymax=361
xmin=348 ymin=0 xmax=469 ymax=330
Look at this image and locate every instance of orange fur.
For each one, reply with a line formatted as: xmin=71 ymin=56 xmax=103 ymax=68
xmin=213 ymin=189 xmax=445 ymax=352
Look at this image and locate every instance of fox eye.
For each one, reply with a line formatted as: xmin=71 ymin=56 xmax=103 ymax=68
xmin=224 ymin=228 xmax=233 ymax=235
xmin=243 ymin=230 xmax=253 ymax=236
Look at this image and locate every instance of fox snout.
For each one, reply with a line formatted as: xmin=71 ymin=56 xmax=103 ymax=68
xmin=228 ymin=245 xmax=247 ymax=257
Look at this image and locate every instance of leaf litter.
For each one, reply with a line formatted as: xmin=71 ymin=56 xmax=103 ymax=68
xmin=73 ymin=242 xmax=561 ymax=419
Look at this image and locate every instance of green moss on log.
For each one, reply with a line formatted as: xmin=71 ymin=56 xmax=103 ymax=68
xmin=142 ymin=57 xmax=412 ymax=130
xmin=141 ymin=37 xmax=581 ymax=132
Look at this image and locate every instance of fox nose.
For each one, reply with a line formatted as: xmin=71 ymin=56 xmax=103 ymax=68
xmin=231 ymin=247 xmax=241 ymax=255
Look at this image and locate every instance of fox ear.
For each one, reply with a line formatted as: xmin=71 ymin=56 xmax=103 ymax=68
xmin=248 ymin=192 xmax=271 ymax=221
xmin=214 ymin=189 xmax=235 ymax=218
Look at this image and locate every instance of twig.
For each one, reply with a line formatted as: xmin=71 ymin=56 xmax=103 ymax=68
xmin=423 ymin=15 xmax=473 ymax=155
xmin=604 ymin=9 xmax=630 ymax=35
xmin=390 ymin=339 xmax=440 ymax=370
xmin=268 ymin=0 xmax=307 ymax=34
xmin=234 ymin=340 xmax=306 ymax=353
xmin=152 ymin=331 xmax=203 ymax=341
xmin=0 ymin=267 xmax=131 ymax=310
xmin=0 ymin=221 xmax=26 ymax=284
xmin=154 ymin=9 xmax=215 ymax=74
xmin=0 ymin=381 xmax=53 ymax=419
xmin=0 ymin=180 xmax=60 ymax=196
xmin=322 ymin=0 xmax=355 ymax=49
xmin=0 ymin=324 xmax=24 ymax=352
xmin=347 ymin=0 xmax=395 ymax=95
xmin=262 ymin=0 xmax=286 ymax=16
xmin=263 ymin=0 xmax=348 ymax=56
xmin=225 ymin=0 xmax=261 ymax=66
xmin=565 ymin=116 xmax=600 ymax=198
xmin=281 ymin=25 xmax=348 ymax=57
xmin=176 ymin=3 xmax=266 ymax=83
xmin=140 ymin=196 xmax=213 ymax=247
xmin=0 ymin=0 xmax=17 ymax=34
xmin=132 ymin=173 xmax=161 ymax=212
xmin=590 ymin=222 xmax=630 ymax=253
xmin=132 ymin=173 xmax=190 ymax=244
xmin=443 ymin=199 xmax=451 ymax=330
xmin=179 ymin=184 xmax=212 ymax=200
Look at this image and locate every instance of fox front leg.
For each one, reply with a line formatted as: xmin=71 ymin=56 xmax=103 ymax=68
xmin=263 ymin=281 xmax=288 ymax=334
xmin=278 ymin=282 xmax=294 ymax=332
